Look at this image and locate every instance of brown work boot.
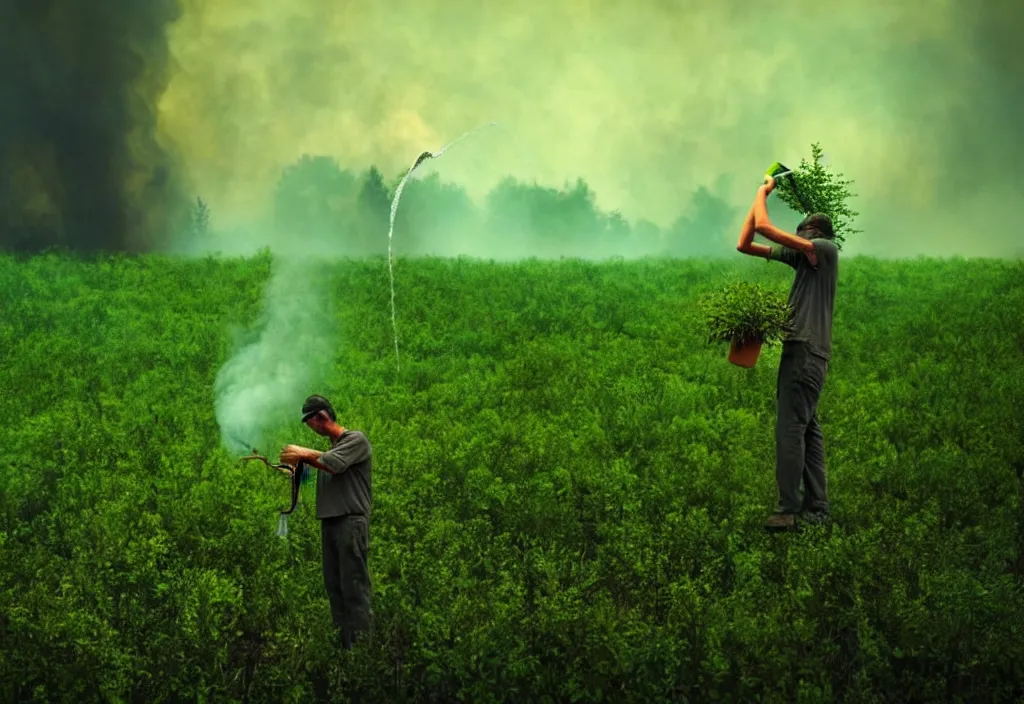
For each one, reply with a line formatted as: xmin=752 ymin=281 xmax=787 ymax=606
xmin=764 ymin=512 xmax=797 ymax=532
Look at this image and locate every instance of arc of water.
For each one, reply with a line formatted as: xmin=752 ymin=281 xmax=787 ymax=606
xmin=386 ymin=121 xmax=498 ymax=372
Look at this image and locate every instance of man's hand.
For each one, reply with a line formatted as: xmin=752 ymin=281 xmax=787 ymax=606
xmin=280 ymin=444 xmax=319 ymax=467
xmin=762 ymin=175 xmax=776 ymax=194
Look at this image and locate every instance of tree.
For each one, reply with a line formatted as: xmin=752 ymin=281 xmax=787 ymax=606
xmin=273 ymin=155 xmax=358 ymax=242
xmin=555 ymin=179 xmax=603 ymax=251
xmin=631 ymin=218 xmax=663 ymax=253
xmin=386 ymin=171 xmax=480 ymax=256
xmin=354 ymin=166 xmax=391 ymax=256
xmin=481 ymin=177 xmax=606 ymax=257
xmin=665 ymin=181 xmax=738 ymax=258
xmin=604 ymin=211 xmax=631 ymax=240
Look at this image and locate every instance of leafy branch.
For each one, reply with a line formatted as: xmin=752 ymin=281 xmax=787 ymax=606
xmin=773 ymin=142 xmax=860 ymax=249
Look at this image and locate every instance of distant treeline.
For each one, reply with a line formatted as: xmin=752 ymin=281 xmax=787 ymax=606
xmin=233 ymin=154 xmax=761 ymax=258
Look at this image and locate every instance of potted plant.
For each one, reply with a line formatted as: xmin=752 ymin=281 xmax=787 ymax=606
xmin=699 ymin=282 xmax=792 ymax=368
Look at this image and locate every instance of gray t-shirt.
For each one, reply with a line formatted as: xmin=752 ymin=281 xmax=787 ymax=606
xmin=769 ymin=237 xmax=839 ymax=360
xmin=315 ymin=430 xmax=372 ymax=519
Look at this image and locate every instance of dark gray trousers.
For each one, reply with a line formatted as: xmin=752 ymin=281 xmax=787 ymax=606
xmin=321 ymin=514 xmax=372 ymax=649
xmin=775 ymin=341 xmax=830 ymax=515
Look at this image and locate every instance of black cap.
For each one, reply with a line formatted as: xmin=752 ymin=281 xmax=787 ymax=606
xmin=301 ymin=395 xmax=335 ymax=422
xmin=797 ymin=213 xmax=835 ymax=239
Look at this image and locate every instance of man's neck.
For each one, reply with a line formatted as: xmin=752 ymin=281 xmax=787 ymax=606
xmin=327 ymin=422 xmax=346 ymax=443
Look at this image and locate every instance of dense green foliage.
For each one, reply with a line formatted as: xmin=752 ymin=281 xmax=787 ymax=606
xmin=1 ymin=252 xmax=1022 ymax=703
xmin=700 ymin=282 xmax=793 ymax=346
xmin=773 ymin=143 xmax=861 ymax=249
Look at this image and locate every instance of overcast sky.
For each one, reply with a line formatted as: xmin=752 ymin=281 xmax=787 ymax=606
xmin=159 ymin=0 xmax=1024 ymax=257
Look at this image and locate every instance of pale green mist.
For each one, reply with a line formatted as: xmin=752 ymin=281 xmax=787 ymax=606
xmin=160 ymin=0 xmax=1023 ymax=260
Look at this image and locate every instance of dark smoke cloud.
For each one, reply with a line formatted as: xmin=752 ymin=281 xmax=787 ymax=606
xmin=0 ymin=0 xmax=188 ymax=254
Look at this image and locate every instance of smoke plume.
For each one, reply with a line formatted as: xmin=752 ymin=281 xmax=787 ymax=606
xmin=213 ymin=255 xmax=338 ymax=454
xmin=0 ymin=0 xmax=188 ymax=253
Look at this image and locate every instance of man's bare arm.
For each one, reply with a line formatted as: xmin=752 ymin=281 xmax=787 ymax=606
xmin=287 ymin=437 xmax=370 ymax=476
xmin=281 ymin=445 xmax=339 ymax=474
xmin=753 ymin=184 xmax=817 ymax=266
xmin=736 ymin=202 xmax=773 ymax=259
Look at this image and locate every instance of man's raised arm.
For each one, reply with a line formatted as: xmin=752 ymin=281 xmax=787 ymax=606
xmin=736 ymin=202 xmax=773 ymax=259
xmin=753 ymin=178 xmax=817 ymax=266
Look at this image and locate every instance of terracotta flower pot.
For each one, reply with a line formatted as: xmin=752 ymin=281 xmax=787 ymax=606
xmin=728 ymin=337 xmax=763 ymax=368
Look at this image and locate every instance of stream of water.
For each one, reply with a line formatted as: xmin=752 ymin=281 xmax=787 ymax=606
xmin=386 ymin=121 xmax=498 ymax=371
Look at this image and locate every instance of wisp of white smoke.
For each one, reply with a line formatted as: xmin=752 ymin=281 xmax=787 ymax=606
xmin=214 ymin=253 xmax=337 ymax=455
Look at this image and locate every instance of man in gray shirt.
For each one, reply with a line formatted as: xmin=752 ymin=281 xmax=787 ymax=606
xmin=735 ymin=175 xmax=839 ymax=531
xmin=281 ymin=394 xmax=373 ymax=647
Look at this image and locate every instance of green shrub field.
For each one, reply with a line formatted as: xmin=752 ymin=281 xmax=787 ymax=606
xmin=1 ymin=252 xmax=1022 ymax=703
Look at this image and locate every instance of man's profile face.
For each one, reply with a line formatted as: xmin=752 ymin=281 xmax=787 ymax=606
xmin=796 ymin=217 xmax=813 ymax=240
xmin=304 ymin=412 xmax=330 ymax=436
xmin=796 ymin=214 xmax=834 ymax=241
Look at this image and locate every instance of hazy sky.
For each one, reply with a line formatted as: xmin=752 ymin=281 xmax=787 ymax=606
xmin=156 ymin=0 xmax=1023 ymax=257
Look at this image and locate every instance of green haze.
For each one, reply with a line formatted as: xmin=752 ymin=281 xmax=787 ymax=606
xmin=159 ymin=0 xmax=1024 ymax=259
xmin=6 ymin=1 xmax=1020 ymax=258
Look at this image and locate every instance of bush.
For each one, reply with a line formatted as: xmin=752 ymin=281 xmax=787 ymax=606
xmin=1 ymin=253 xmax=1022 ymax=702
xmin=699 ymin=281 xmax=793 ymax=346
xmin=773 ymin=142 xmax=861 ymax=249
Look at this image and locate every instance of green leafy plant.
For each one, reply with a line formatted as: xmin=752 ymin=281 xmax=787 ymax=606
xmin=773 ymin=142 xmax=860 ymax=249
xmin=2 ymin=253 xmax=1023 ymax=703
xmin=699 ymin=281 xmax=793 ymax=346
